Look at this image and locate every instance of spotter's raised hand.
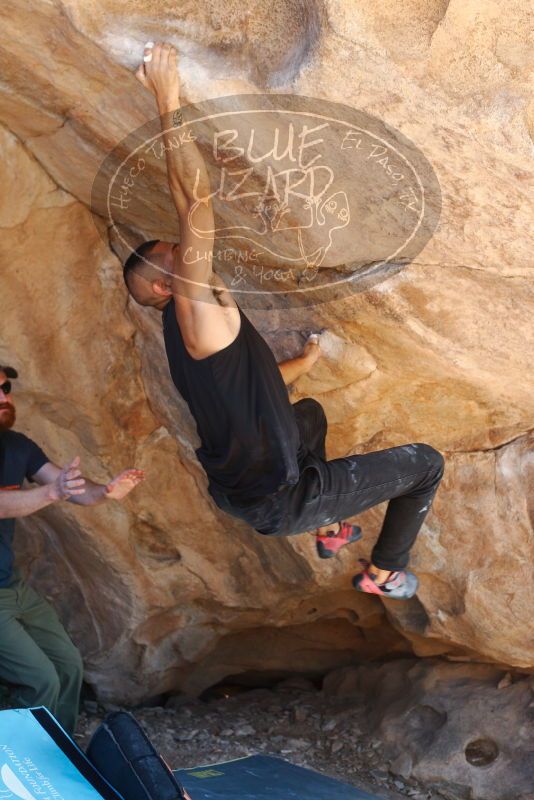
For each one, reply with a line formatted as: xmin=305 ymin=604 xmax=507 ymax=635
xmin=105 ymin=469 xmax=145 ymax=501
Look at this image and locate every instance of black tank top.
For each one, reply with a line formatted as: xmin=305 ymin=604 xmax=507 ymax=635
xmin=162 ymin=298 xmax=302 ymax=499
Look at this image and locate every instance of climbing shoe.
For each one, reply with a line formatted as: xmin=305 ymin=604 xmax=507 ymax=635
xmin=352 ymin=559 xmax=419 ymax=599
xmin=316 ymin=522 xmax=362 ymax=558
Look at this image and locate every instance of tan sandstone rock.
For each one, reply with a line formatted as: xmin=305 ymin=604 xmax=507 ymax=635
xmin=0 ymin=0 xmax=532 ymax=705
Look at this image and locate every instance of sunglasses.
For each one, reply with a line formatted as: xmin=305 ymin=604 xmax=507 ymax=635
xmin=0 ymin=381 xmax=12 ymax=395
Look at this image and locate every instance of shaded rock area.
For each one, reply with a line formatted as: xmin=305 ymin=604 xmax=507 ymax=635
xmin=0 ymin=0 xmax=532 ymax=709
xmin=74 ymin=659 xmax=534 ymax=800
xmin=323 ymin=659 xmax=534 ymax=800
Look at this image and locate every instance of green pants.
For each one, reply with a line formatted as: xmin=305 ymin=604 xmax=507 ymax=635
xmin=0 ymin=574 xmax=83 ymax=734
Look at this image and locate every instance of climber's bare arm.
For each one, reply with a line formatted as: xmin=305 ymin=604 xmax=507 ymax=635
xmin=279 ymin=340 xmax=322 ymax=386
xmin=135 ymin=41 xmax=239 ymax=359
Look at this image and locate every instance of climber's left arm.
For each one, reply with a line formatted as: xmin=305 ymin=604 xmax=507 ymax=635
xmin=32 ymin=462 xmax=145 ymax=505
xmin=278 ymin=340 xmax=321 ymax=386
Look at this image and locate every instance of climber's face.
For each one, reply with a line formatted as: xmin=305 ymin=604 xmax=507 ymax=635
xmin=126 ymin=241 xmax=176 ymax=310
xmin=0 ymin=370 xmax=16 ymax=432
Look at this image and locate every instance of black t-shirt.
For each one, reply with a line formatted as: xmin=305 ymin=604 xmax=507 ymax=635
xmin=0 ymin=430 xmax=48 ymax=587
xmin=162 ymin=299 xmax=303 ymax=499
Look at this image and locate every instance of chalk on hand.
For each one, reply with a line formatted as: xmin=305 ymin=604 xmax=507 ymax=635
xmin=143 ymin=41 xmax=154 ymax=62
xmin=306 ymin=333 xmax=321 ymax=345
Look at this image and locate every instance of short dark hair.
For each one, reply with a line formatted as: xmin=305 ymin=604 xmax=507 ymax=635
xmin=123 ymin=240 xmax=161 ymax=286
xmin=0 ymin=365 xmax=18 ymax=379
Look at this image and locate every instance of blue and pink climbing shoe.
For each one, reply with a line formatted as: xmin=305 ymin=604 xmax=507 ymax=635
xmin=352 ymin=559 xmax=419 ymax=599
xmin=316 ymin=522 xmax=362 ymax=559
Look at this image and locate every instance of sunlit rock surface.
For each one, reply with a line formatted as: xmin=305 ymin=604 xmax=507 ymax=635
xmin=0 ymin=0 xmax=532 ymax=702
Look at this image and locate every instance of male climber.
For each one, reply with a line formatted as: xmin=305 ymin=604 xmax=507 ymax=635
xmin=0 ymin=365 xmax=144 ymax=733
xmin=124 ymin=42 xmax=445 ymax=599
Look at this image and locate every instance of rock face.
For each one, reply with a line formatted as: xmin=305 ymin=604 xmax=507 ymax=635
xmin=0 ymin=0 xmax=533 ymax=704
xmin=324 ymin=660 xmax=534 ymax=800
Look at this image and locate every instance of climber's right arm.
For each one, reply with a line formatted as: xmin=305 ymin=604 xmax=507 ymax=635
xmin=135 ymin=41 xmax=215 ymax=301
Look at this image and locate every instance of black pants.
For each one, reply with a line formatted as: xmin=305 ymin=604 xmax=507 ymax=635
xmin=211 ymin=398 xmax=445 ymax=571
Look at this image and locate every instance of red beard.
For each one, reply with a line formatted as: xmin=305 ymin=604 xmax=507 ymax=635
xmin=0 ymin=404 xmax=15 ymax=432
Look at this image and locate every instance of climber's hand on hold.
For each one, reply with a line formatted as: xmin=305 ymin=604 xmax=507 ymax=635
xmin=135 ymin=41 xmax=180 ymax=110
xmin=302 ymin=334 xmax=322 ymax=369
xmin=278 ymin=332 xmax=322 ymax=384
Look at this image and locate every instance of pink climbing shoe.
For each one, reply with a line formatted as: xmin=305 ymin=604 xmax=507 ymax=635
xmin=316 ymin=522 xmax=362 ymax=558
xmin=352 ymin=559 xmax=419 ymax=599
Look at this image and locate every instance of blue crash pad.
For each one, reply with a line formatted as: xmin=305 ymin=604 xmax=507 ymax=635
xmin=176 ymin=754 xmax=383 ymax=800
xmin=0 ymin=707 xmax=122 ymax=800
xmin=0 ymin=709 xmax=386 ymax=800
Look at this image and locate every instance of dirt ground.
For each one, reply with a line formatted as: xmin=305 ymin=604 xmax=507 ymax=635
xmin=74 ymin=679 xmax=450 ymax=800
